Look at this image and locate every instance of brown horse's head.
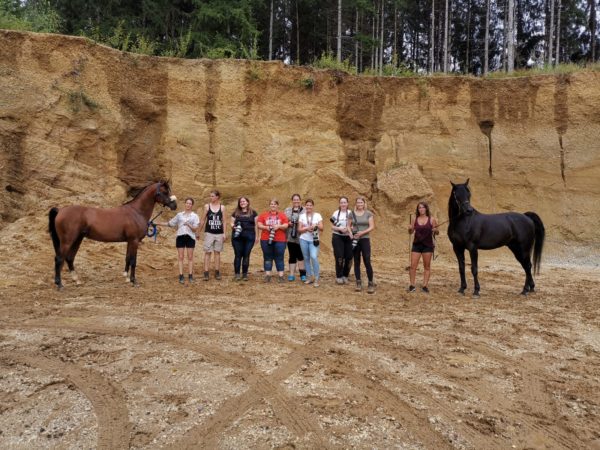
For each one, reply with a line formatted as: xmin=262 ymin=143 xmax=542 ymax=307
xmin=156 ymin=180 xmax=177 ymax=210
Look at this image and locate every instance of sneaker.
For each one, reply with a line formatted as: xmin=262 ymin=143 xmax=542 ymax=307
xmin=335 ymin=278 xmax=344 ymax=285
xmin=233 ymin=274 xmax=241 ymax=282
xmin=342 ymin=277 xmax=349 ymax=284
xmin=203 ymin=271 xmax=209 ymax=281
xmin=367 ymin=281 xmax=376 ymax=294
xmin=242 ymin=273 xmax=249 ymax=281
xmin=188 ymin=274 xmax=194 ymax=284
xmin=407 ymin=285 xmax=416 ymax=293
xmin=278 ymin=276 xmax=285 ymax=283
xmin=355 ymin=281 xmax=362 ymax=292
xmin=422 ymin=286 xmax=429 ymax=294
xmin=179 ymin=274 xmax=185 ymax=284
xmin=215 ymin=271 xmax=222 ymax=280
xmin=264 ymin=275 xmax=272 ymax=283
xmin=300 ymin=275 xmax=307 ymax=282
xmin=288 ymin=275 xmax=296 ymax=281
xmin=314 ymin=280 xmax=320 ymax=287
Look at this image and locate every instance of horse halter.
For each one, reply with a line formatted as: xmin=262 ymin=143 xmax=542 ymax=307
xmin=453 ymin=189 xmax=473 ymax=215
xmin=154 ymin=182 xmax=176 ymax=206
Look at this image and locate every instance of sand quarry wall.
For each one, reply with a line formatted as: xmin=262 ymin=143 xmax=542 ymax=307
xmin=1 ymin=30 xmax=599 ymax=263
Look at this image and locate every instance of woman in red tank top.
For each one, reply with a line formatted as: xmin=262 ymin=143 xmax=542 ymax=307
xmin=408 ymin=202 xmax=439 ymax=293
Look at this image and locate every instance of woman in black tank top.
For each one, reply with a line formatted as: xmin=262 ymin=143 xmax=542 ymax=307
xmin=408 ymin=202 xmax=439 ymax=293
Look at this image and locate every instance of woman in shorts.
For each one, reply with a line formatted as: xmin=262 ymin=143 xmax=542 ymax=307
xmin=408 ymin=202 xmax=439 ymax=293
xmin=156 ymin=197 xmax=200 ymax=284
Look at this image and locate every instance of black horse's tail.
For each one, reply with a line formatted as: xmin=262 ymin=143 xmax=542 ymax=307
xmin=525 ymin=212 xmax=545 ymax=275
xmin=48 ymin=207 xmax=60 ymax=255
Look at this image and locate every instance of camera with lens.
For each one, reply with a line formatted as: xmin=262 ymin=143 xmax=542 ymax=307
xmin=312 ymin=226 xmax=320 ymax=247
xmin=290 ymin=219 xmax=299 ymax=239
xmin=351 ymin=226 xmax=359 ymax=249
xmin=329 ymin=217 xmax=341 ymax=228
xmin=268 ymin=227 xmax=276 ymax=245
xmin=233 ymin=221 xmax=243 ymax=239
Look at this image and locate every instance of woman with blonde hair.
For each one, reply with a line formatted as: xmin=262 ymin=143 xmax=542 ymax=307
xmin=350 ymin=197 xmax=376 ymax=293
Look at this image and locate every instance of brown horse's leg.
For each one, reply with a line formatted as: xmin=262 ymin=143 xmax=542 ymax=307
xmin=66 ymin=234 xmax=85 ymax=285
xmin=123 ymin=242 xmax=132 ymax=281
xmin=128 ymin=240 xmax=140 ymax=286
xmin=55 ymin=242 xmax=72 ymax=289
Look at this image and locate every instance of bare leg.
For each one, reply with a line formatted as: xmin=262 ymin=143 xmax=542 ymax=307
xmin=187 ymin=247 xmax=194 ymax=275
xmin=177 ymin=247 xmax=185 ymax=275
xmin=214 ymin=251 xmax=221 ymax=271
xmin=409 ymin=252 xmax=421 ymax=286
xmin=422 ymin=252 xmax=433 ymax=287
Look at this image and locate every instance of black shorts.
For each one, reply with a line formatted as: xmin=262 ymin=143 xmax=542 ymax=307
xmin=412 ymin=242 xmax=433 ymax=253
xmin=176 ymin=235 xmax=196 ymax=249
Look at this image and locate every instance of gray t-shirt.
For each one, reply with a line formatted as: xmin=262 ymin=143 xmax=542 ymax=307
xmin=351 ymin=210 xmax=373 ymax=239
xmin=284 ymin=206 xmax=304 ymax=243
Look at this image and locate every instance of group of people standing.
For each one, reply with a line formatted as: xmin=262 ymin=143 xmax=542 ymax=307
xmin=156 ymin=191 xmax=438 ymax=293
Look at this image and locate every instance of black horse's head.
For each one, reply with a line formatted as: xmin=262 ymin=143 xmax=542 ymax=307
xmin=156 ymin=180 xmax=177 ymax=210
xmin=449 ymin=179 xmax=474 ymax=218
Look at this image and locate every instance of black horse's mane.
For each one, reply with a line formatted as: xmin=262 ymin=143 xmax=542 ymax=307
xmin=123 ymin=179 xmax=171 ymax=205
xmin=448 ymin=186 xmax=460 ymax=222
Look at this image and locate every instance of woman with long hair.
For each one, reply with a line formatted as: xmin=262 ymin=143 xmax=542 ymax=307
xmin=408 ymin=202 xmax=439 ymax=293
xmin=230 ymin=196 xmax=258 ymax=281
xmin=297 ymin=199 xmax=323 ymax=287
xmin=284 ymin=194 xmax=306 ymax=281
xmin=350 ymin=197 xmax=376 ymax=294
xmin=330 ymin=196 xmax=353 ymax=285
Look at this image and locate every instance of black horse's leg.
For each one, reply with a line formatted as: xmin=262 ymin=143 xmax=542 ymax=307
xmin=469 ymin=248 xmax=480 ymax=297
xmin=508 ymin=242 xmax=533 ymax=295
xmin=453 ymin=243 xmax=467 ymax=294
xmin=129 ymin=240 xmax=140 ymax=286
xmin=66 ymin=234 xmax=85 ymax=285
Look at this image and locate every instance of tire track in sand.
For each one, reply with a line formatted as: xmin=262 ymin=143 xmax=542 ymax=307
xmin=17 ymin=321 xmax=330 ymax=448
xmin=0 ymin=350 xmax=131 ymax=450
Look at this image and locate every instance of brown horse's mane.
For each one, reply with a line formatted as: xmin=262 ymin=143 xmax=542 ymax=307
xmin=122 ymin=179 xmax=171 ymax=205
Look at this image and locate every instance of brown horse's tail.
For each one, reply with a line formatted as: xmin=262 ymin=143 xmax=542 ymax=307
xmin=48 ymin=207 xmax=60 ymax=255
xmin=525 ymin=212 xmax=545 ymax=275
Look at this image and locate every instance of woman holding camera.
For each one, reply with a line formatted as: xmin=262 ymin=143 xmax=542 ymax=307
xmin=298 ymin=199 xmax=323 ymax=287
xmin=351 ymin=197 xmax=375 ymax=293
xmin=257 ymin=199 xmax=289 ymax=282
xmin=230 ymin=196 xmax=258 ymax=281
xmin=408 ymin=202 xmax=439 ymax=293
xmin=330 ymin=196 xmax=353 ymax=285
xmin=284 ymin=194 xmax=307 ymax=281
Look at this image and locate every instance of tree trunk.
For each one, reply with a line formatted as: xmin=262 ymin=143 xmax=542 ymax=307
xmin=430 ymin=0 xmax=435 ymax=73
xmin=337 ymin=0 xmax=342 ymax=62
xmin=466 ymin=0 xmax=471 ymax=73
xmin=296 ymin=0 xmax=300 ymax=64
xmin=548 ymin=0 xmax=555 ymax=65
xmin=484 ymin=0 xmax=490 ymax=75
xmin=269 ymin=0 xmax=273 ymax=60
xmin=443 ymin=0 xmax=449 ymax=72
xmin=507 ymin=0 xmax=515 ymax=72
xmin=555 ymin=0 xmax=561 ymax=64
xmin=355 ymin=7 xmax=359 ymax=68
xmin=379 ymin=0 xmax=384 ymax=74
xmin=393 ymin=3 xmax=397 ymax=65
xmin=591 ymin=0 xmax=597 ymax=61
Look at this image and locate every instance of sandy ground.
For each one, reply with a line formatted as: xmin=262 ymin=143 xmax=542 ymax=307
xmin=1 ymin=228 xmax=600 ymax=450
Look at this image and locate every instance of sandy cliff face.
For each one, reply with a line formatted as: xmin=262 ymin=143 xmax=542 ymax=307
xmin=1 ymin=30 xmax=599 ymax=260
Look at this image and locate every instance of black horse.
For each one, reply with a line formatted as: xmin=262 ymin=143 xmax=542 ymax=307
xmin=448 ymin=179 xmax=545 ymax=297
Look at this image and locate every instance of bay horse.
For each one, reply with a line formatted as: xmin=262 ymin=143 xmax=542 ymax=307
xmin=48 ymin=181 xmax=177 ymax=289
xmin=448 ymin=179 xmax=545 ymax=297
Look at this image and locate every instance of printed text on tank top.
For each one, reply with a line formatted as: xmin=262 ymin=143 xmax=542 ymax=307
xmin=205 ymin=203 xmax=224 ymax=234
xmin=266 ymin=211 xmax=281 ymax=227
